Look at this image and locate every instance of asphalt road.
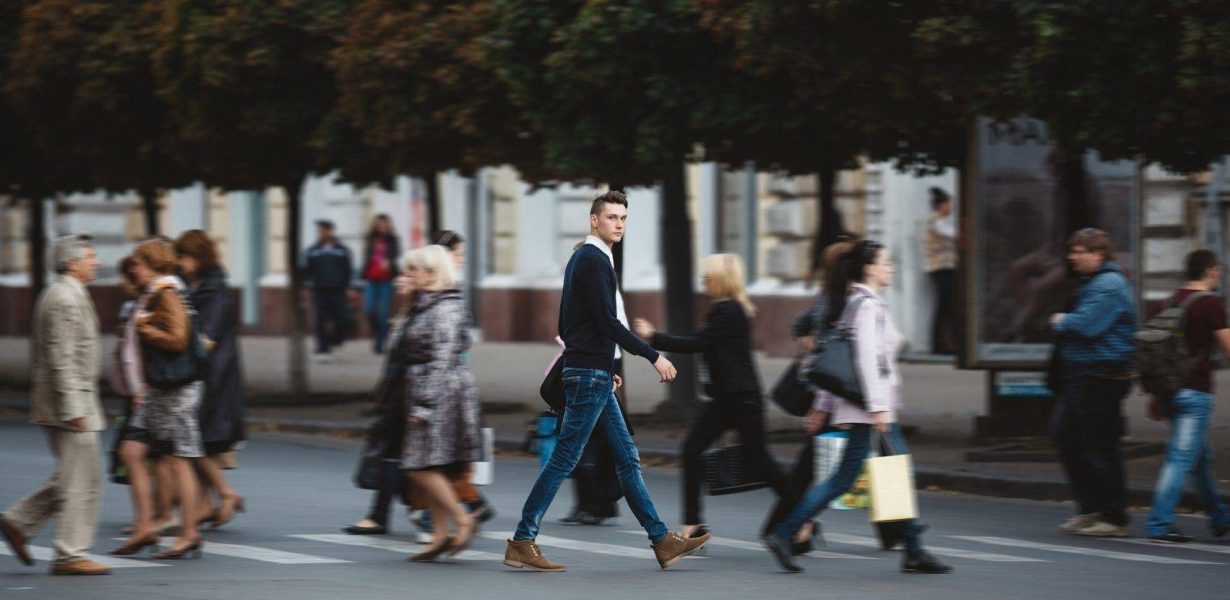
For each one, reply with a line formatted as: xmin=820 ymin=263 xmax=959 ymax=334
xmin=1 ymin=417 xmax=1228 ymax=600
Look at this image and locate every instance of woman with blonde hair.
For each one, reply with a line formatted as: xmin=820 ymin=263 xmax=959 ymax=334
xmin=400 ymin=245 xmax=482 ymax=561
xmin=633 ymin=253 xmax=791 ymax=540
xmin=109 ymin=238 xmax=205 ymax=559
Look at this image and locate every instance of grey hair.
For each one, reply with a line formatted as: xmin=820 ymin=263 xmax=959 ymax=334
xmin=52 ymin=234 xmax=93 ymax=274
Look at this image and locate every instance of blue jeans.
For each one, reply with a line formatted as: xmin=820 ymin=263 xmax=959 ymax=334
xmin=513 ymin=368 xmax=669 ymax=544
xmin=364 ymin=281 xmax=393 ymax=352
xmin=772 ymin=423 xmax=923 ymax=551
xmin=1147 ymin=389 xmax=1230 ymax=536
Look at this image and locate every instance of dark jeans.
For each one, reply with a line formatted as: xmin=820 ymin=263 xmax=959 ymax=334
xmin=929 ymin=269 xmax=956 ymax=355
xmin=682 ymin=397 xmax=791 ymax=525
xmin=313 ymin=289 xmax=349 ymax=353
xmin=1051 ymin=376 xmax=1132 ymax=526
xmin=514 ymin=368 xmax=668 ymax=543
xmin=364 ymin=281 xmax=393 ymax=353
xmin=366 ymin=461 xmax=403 ymax=526
xmin=572 ymin=423 xmax=621 ymax=518
xmin=772 ymin=423 xmax=924 ymax=552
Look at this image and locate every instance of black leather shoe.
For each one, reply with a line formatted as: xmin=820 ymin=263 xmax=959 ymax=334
xmin=343 ymin=524 xmax=388 ymax=535
xmin=577 ymin=512 xmax=611 ymax=526
xmin=763 ymin=533 xmax=803 ymax=573
xmin=1213 ymin=522 xmax=1230 ymax=539
xmin=902 ymin=549 xmax=953 ymax=574
xmin=1150 ymin=528 xmax=1192 ymax=544
xmin=559 ymin=511 xmax=584 ymax=525
xmin=467 ymin=501 xmax=497 ymax=524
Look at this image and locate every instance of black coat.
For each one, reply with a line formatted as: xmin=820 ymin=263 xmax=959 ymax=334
xmin=651 ymin=299 xmax=761 ymax=399
xmin=190 ymin=268 xmax=246 ymax=453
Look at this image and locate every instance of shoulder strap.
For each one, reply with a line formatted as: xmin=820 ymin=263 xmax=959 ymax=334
xmin=836 ymin=293 xmax=872 ymax=329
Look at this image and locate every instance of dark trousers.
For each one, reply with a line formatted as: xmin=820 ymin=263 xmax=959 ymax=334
xmin=1051 ymin=376 xmax=1132 ymax=525
xmin=313 ymin=289 xmax=349 ymax=353
xmin=681 ymin=396 xmax=791 ymax=525
xmin=929 ymin=269 xmax=956 ymax=355
xmin=571 ymin=423 xmax=621 ymax=518
xmin=366 ymin=382 xmax=407 ymax=526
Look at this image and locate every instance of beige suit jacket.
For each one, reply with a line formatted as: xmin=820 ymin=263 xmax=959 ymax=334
xmin=29 ymin=275 xmax=104 ymax=432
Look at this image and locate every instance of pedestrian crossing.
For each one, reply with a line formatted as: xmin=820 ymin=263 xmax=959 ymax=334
xmin=4 ymin=529 xmax=1228 ymax=570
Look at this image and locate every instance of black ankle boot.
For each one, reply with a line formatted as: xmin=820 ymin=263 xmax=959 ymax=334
xmin=902 ymin=549 xmax=953 ymax=574
xmin=763 ymin=533 xmax=802 ymax=573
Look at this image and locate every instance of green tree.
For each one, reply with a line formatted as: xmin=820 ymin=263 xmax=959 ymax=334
xmin=6 ymin=0 xmax=193 ymax=236
xmin=329 ymin=0 xmax=553 ymax=233
xmin=150 ymin=0 xmax=354 ymax=395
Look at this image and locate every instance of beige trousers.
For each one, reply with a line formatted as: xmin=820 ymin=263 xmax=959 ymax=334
xmin=4 ymin=427 xmax=102 ymax=563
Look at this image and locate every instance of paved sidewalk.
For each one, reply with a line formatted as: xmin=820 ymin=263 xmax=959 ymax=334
xmin=1 ymin=335 xmax=1228 ymax=509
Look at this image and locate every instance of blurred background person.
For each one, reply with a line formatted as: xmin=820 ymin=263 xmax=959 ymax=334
xmin=362 ymin=214 xmax=401 ymax=355
xmin=402 ymin=245 xmax=482 ymax=562
xmin=0 ymin=235 xmax=110 ymax=575
xmin=175 ymin=230 xmax=246 ymax=529
xmin=303 ymin=219 xmax=356 ymax=363
xmin=110 ymin=239 xmax=206 ymax=560
xmin=345 ymin=250 xmax=419 ymax=535
xmin=634 ymin=254 xmax=790 ymax=540
xmin=922 ymin=187 xmax=957 ymax=355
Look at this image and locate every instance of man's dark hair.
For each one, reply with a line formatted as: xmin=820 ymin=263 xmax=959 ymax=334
xmin=429 ymin=229 xmax=464 ymax=251
xmin=1186 ymin=249 xmax=1221 ymax=281
xmin=590 ymin=191 xmax=628 ymax=216
xmin=930 ymin=187 xmax=951 ymax=210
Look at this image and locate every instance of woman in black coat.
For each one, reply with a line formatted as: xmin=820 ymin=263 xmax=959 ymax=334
xmin=175 ymin=230 xmax=247 ymax=528
xmin=633 ymin=253 xmax=791 ymax=539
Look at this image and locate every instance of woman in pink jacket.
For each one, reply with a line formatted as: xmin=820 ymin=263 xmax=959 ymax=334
xmin=762 ymin=240 xmax=952 ymax=575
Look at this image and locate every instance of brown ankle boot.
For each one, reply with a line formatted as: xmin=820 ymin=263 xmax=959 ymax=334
xmin=652 ymin=531 xmax=711 ymax=570
xmin=51 ymin=560 xmax=112 ymax=576
xmin=503 ymin=539 xmax=565 ymax=572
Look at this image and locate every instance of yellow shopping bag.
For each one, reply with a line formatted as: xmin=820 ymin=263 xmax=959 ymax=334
xmin=865 ymin=453 xmax=918 ymax=523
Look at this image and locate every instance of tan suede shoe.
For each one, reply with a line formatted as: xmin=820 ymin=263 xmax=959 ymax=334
xmin=503 ymin=539 xmax=565 ymax=572
xmin=652 ymin=531 xmax=711 ymax=570
xmin=51 ymin=560 xmax=112 ymax=576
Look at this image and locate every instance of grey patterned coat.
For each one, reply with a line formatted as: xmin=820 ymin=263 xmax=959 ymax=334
xmin=400 ymin=289 xmax=482 ymax=470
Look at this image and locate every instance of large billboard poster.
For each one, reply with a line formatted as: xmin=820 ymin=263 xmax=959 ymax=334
xmin=962 ymin=118 xmax=1140 ymax=368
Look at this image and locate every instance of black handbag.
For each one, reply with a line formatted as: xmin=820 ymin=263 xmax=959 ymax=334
xmin=143 ymin=289 xmax=209 ymax=389
xmin=771 ymin=359 xmax=813 ymax=417
xmin=540 ymin=358 xmax=565 ymax=413
xmin=701 ymin=444 xmax=769 ymax=496
xmin=354 ymin=418 xmax=391 ymax=490
xmin=799 ymin=295 xmax=869 ymax=408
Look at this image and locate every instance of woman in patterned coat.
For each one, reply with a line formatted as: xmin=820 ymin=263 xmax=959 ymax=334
xmin=400 ymin=245 xmax=482 ymax=562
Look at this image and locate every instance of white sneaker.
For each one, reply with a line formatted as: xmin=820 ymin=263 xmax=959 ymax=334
xmin=415 ymin=530 xmax=435 ymax=544
xmin=1058 ymin=513 xmax=1099 ymax=534
xmin=1076 ymin=521 xmax=1130 ymax=537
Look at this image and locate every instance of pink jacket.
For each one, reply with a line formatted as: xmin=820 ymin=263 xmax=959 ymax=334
xmin=812 ymin=284 xmax=904 ymax=425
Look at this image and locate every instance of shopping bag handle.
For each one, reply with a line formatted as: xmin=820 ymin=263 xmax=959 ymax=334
xmin=872 ymin=428 xmax=905 ymax=457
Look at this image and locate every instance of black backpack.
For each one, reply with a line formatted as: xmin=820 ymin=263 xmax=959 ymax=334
xmin=1135 ymin=291 xmax=1212 ymax=401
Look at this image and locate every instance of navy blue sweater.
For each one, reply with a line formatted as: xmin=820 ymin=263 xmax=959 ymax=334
xmin=559 ymin=245 xmax=659 ymax=372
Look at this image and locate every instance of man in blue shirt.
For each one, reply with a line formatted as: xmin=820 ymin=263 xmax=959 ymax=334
xmin=1050 ymin=228 xmax=1137 ymax=538
xmin=504 ymin=192 xmax=710 ymax=572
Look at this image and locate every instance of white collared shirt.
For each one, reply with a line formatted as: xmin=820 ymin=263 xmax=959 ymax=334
xmin=584 ymin=235 xmax=629 ymax=359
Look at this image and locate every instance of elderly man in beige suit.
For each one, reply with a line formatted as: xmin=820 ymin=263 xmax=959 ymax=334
xmin=0 ymin=235 xmax=111 ymax=575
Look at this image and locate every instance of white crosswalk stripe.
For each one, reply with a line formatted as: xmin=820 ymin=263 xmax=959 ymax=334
xmin=183 ymin=540 xmax=350 ymax=564
xmin=616 ymin=530 xmax=876 ymax=560
xmin=827 ymin=533 xmax=1049 ymax=562
xmin=0 ymin=544 xmax=167 ymax=568
xmin=481 ymin=532 xmax=705 ymax=560
xmin=951 ymin=536 xmax=1220 ymax=565
xmin=290 ymin=533 xmax=502 ymax=561
xmin=1110 ymin=538 xmax=1230 ymax=556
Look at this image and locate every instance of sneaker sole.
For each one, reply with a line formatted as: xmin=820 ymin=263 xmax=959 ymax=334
xmin=503 ymin=559 xmax=565 ymax=572
xmin=1076 ymin=531 xmax=1130 ymax=538
xmin=658 ymin=541 xmax=708 ymax=570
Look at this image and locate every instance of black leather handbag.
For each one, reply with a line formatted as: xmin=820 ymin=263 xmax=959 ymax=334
xmin=771 ymin=359 xmax=813 ymax=417
xmin=799 ymin=296 xmax=869 ymax=408
xmin=539 ymin=358 xmax=565 ymax=413
xmin=702 ymin=444 xmax=769 ymax=496
xmin=355 ymin=418 xmax=391 ymax=490
xmin=142 ymin=289 xmax=209 ymax=389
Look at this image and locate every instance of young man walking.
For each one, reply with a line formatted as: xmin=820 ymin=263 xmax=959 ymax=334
xmin=1145 ymin=249 xmax=1230 ymax=543
xmin=0 ymin=235 xmax=111 ymax=575
xmin=303 ymin=219 xmax=356 ymax=362
xmin=1050 ymin=228 xmax=1138 ymax=537
xmin=504 ymin=191 xmax=710 ymax=571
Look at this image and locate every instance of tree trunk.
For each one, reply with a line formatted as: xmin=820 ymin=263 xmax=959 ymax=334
xmin=140 ymin=190 xmax=159 ymax=238
xmin=816 ymin=163 xmax=845 ymax=249
xmin=27 ymin=198 xmax=46 ymax=317
xmin=285 ymin=182 xmax=308 ymax=396
xmin=655 ymin=165 xmax=697 ymax=420
xmin=426 ymin=173 xmax=441 ymax=236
